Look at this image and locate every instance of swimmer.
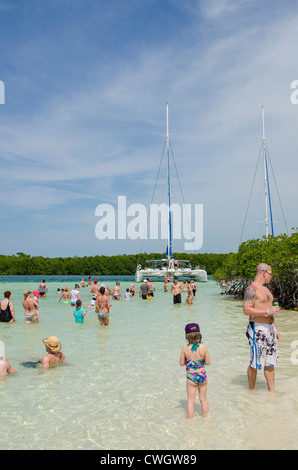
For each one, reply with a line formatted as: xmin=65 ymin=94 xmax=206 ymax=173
xmin=129 ymin=284 xmax=137 ymax=297
xmin=22 ymin=290 xmax=39 ymax=323
xmin=147 ymin=279 xmax=155 ymax=297
xmin=191 ymin=280 xmax=197 ymax=297
xmin=125 ymin=288 xmax=131 ymax=301
xmin=180 ymin=323 xmax=210 ymax=418
xmin=0 ymin=356 xmax=17 ymax=377
xmin=73 ymin=299 xmax=88 ymax=323
xmin=182 ymin=280 xmax=188 ymax=292
xmin=59 ymin=287 xmax=71 ymax=304
xmin=185 ymin=279 xmax=194 ymax=305
xmin=112 ymin=282 xmax=122 ymax=300
xmin=90 ymin=280 xmax=99 ymax=301
xmin=70 ymin=285 xmax=81 ymax=306
xmin=95 ymin=286 xmax=111 ymax=326
xmin=0 ymin=291 xmax=16 ymax=323
xmin=41 ymin=336 xmax=66 ymax=370
xmin=32 ymin=290 xmax=40 ymax=306
xmin=139 ymin=280 xmax=149 ymax=299
xmin=163 ymin=275 xmax=169 ymax=293
xmin=38 ymin=280 xmax=48 ymax=298
xmin=171 ymin=278 xmax=182 ymax=304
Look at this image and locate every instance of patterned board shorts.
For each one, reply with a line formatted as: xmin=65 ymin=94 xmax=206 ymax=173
xmin=246 ymin=322 xmax=278 ymax=370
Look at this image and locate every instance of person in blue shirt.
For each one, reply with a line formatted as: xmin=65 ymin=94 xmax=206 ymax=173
xmin=73 ymin=300 xmax=87 ymax=323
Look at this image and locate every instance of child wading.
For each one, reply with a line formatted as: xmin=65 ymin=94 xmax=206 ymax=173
xmin=180 ymin=323 xmax=210 ymax=418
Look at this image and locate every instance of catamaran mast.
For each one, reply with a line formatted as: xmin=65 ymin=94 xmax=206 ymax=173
xmin=261 ymin=106 xmax=274 ymax=238
xmin=166 ymin=103 xmax=172 ymax=260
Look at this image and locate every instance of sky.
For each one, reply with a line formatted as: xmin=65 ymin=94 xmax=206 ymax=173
xmin=0 ymin=0 xmax=297 ymax=258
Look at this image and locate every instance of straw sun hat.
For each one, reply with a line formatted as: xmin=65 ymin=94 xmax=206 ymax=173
xmin=42 ymin=336 xmax=62 ymax=353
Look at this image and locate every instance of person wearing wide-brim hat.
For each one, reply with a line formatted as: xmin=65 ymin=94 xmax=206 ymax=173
xmin=41 ymin=336 xmax=66 ymax=370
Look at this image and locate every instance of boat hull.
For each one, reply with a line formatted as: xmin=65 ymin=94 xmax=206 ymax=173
xmin=135 ymin=268 xmax=207 ymax=283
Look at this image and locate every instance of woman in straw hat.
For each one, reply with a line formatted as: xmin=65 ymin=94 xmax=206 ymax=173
xmin=22 ymin=290 xmax=39 ymax=323
xmin=41 ymin=336 xmax=66 ymax=370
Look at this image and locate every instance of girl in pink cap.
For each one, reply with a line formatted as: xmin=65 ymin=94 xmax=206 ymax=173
xmin=180 ymin=323 xmax=210 ymax=418
xmin=33 ymin=290 xmax=40 ymax=306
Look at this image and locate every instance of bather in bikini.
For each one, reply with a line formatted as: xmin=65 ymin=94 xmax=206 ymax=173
xmin=97 ymin=298 xmax=109 ymax=318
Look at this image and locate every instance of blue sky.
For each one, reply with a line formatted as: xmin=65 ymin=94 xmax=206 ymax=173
xmin=0 ymin=0 xmax=297 ymax=258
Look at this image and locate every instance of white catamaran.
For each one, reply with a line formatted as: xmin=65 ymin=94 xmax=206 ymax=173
xmin=135 ymin=105 xmax=207 ymax=283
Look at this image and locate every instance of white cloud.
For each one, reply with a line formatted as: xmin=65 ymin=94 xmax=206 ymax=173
xmin=1 ymin=2 xmax=298 ymax=255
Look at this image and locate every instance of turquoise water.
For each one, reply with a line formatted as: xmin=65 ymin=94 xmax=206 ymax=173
xmin=0 ymin=277 xmax=298 ymax=450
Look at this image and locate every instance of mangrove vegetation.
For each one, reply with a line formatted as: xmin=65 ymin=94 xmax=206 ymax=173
xmin=212 ymin=231 xmax=298 ymax=310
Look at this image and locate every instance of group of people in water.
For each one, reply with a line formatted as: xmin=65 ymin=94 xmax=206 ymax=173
xmin=0 ymin=279 xmax=65 ymax=376
xmin=0 ymin=280 xmax=48 ymax=324
xmin=1 ymin=263 xmax=280 ymax=420
xmin=0 ymin=276 xmax=199 ymax=376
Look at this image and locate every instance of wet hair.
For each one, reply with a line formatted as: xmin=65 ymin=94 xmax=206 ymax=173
xmin=76 ymin=299 xmax=82 ymax=309
xmin=185 ymin=331 xmax=202 ymax=345
xmin=4 ymin=291 xmax=11 ymax=298
xmin=99 ymin=286 xmax=105 ymax=295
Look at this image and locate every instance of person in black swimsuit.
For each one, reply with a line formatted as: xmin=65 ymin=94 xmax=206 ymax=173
xmin=0 ymin=291 xmax=16 ymax=323
xmin=38 ymin=280 xmax=48 ymax=297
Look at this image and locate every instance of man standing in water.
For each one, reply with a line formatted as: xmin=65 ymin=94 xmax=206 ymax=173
xmin=243 ymin=263 xmax=280 ymax=392
xmin=171 ymin=277 xmax=183 ymax=304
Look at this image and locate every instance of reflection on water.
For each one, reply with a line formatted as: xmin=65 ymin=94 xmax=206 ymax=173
xmin=0 ymin=280 xmax=298 ymax=450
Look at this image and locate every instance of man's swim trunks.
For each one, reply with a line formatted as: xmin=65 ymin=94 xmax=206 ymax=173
xmin=246 ymin=321 xmax=278 ymax=370
xmin=173 ymin=293 xmax=181 ymax=304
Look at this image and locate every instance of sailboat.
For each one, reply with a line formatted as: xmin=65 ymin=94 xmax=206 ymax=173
xmin=239 ymin=106 xmax=288 ymax=244
xmin=135 ymin=105 xmax=207 ymax=283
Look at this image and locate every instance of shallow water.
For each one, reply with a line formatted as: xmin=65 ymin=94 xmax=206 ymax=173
xmin=0 ymin=279 xmax=298 ymax=450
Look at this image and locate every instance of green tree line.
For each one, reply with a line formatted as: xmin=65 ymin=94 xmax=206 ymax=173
xmin=0 ymin=252 xmax=230 ymax=276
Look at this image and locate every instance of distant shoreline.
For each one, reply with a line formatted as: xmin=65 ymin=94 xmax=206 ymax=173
xmin=0 ymin=252 xmax=230 ymax=277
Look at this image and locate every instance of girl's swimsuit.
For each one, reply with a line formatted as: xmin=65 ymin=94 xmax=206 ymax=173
xmin=186 ymin=358 xmax=207 ymax=384
xmin=185 ymin=344 xmax=207 ymax=385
